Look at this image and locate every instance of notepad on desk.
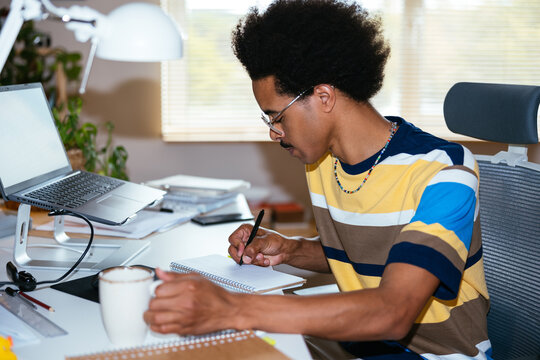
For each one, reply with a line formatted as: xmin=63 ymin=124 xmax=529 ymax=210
xmin=170 ymin=254 xmax=306 ymax=293
xmin=66 ymin=330 xmax=290 ymax=360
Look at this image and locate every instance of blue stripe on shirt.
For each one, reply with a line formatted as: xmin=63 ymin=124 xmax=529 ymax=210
xmin=411 ymin=182 xmax=476 ymax=250
xmin=465 ymin=246 xmax=483 ymax=269
xmin=340 ymin=339 xmax=426 ymax=359
xmin=387 ymin=242 xmax=462 ymax=300
xmin=323 ymin=246 xmax=385 ymax=277
xmin=340 ymin=118 xmax=466 ymax=176
xmin=385 ymin=117 xmax=465 ymax=166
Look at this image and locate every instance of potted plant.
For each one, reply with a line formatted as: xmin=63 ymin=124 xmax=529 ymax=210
xmin=0 ymin=12 xmax=129 ymax=181
xmin=52 ymin=97 xmax=129 ymax=180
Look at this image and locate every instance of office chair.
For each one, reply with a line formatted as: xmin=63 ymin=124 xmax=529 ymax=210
xmin=444 ymin=82 xmax=540 ymax=359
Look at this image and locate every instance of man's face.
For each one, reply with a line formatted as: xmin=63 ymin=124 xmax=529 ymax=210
xmin=252 ymin=76 xmax=331 ymax=164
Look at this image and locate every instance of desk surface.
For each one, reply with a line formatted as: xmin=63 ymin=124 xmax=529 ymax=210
xmin=0 ymin=196 xmax=312 ymax=360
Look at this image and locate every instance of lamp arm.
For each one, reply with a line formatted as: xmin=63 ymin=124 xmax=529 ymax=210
xmin=38 ymin=0 xmax=67 ymax=18
xmin=0 ymin=0 xmax=26 ymax=73
xmin=39 ymin=0 xmax=104 ymax=42
xmin=0 ymin=0 xmax=103 ymax=75
xmin=78 ymin=38 xmax=98 ymax=94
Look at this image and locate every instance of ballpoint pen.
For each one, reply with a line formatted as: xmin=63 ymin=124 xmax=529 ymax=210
xmin=239 ymin=209 xmax=265 ymax=266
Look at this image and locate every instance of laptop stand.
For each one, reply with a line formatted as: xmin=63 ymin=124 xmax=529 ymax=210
xmin=13 ymin=204 xmax=149 ymax=271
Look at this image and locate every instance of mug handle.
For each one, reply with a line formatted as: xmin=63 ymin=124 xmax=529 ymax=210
xmin=149 ymin=280 xmax=163 ymax=297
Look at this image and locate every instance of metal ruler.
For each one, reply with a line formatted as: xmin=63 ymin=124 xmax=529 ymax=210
xmin=0 ymin=291 xmax=67 ymax=337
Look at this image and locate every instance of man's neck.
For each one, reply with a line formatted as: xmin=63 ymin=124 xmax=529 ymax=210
xmin=329 ymin=101 xmax=393 ymax=165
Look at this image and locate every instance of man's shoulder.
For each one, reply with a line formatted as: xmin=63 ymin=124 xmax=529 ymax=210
xmin=389 ymin=118 xmax=474 ymax=168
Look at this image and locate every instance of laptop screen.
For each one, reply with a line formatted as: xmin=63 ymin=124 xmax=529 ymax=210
xmin=0 ymin=84 xmax=70 ymax=189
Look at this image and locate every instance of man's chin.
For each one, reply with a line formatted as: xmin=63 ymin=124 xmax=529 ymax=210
xmin=286 ymin=148 xmax=316 ymax=164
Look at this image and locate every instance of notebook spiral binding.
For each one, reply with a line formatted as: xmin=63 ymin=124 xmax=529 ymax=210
xmin=69 ymin=329 xmax=251 ymax=359
xmin=170 ymin=262 xmax=254 ymax=293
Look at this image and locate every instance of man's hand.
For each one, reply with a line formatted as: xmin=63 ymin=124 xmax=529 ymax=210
xmin=228 ymin=225 xmax=291 ymax=266
xmin=144 ymin=268 xmax=244 ymax=335
xmin=228 ymin=224 xmax=330 ymax=272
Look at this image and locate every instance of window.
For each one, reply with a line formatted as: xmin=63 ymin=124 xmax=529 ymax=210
xmin=161 ymin=0 xmax=540 ymax=142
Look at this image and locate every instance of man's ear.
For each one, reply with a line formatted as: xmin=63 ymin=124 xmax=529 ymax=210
xmin=313 ymin=84 xmax=336 ymax=113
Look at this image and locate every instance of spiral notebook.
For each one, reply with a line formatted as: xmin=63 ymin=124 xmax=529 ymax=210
xmin=66 ymin=330 xmax=290 ymax=360
xmin=170 ymin=254 xmax=305 ymax=293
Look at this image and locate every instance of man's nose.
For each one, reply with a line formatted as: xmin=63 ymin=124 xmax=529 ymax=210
xmin=269 ymin=127 xmax=284 ymax=141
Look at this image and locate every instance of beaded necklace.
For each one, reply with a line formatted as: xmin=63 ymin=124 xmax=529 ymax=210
xmin=334 ymin=121 xmax=398 ymax=194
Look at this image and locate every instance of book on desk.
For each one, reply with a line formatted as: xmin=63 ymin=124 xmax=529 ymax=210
xmin=66 ymin=330 xmax=290 ymax=360
xmin=145 ymin=174 xmax=250 ymax=214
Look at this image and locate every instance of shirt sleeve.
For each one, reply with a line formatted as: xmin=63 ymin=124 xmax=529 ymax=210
xmin=386 ymin=167 xmax=478 ymax=300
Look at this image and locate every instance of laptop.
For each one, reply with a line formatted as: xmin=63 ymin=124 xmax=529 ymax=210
xmin=0 ymin=83 xmax=165 ymax=226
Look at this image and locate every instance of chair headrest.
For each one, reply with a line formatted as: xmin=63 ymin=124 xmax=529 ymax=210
xmin=443 ymin=82 xmax=540 ymax=144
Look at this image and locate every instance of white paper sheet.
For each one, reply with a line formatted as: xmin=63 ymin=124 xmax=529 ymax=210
xmin=0 ymin=305 xmax=41 ymax=348
xmin=36 ymin=209 xmax=197 ymax=239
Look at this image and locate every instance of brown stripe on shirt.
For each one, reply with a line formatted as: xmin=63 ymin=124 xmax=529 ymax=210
xmin=313 ymin=206 xmax=403 ymax=264
xmin=399 ymin=296 xmax=490 ymax=357
xmin=396 ymin=230 xmax=466 ymax=271
xmin=442 ymin=164 xmax=478 ymax=178
xmin=469 ymin=217 xmax=483 ymax=257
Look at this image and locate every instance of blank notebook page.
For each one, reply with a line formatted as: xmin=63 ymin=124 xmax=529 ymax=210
xmin=170 ymin=254 xmax=305 ymax=293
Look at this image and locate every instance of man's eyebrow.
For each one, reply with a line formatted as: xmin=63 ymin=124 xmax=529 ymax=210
xmin=262 ymin=109 xmax=279 ymax=115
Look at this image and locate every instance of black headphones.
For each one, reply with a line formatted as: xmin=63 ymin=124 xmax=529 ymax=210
xmin=6 ymin=261 xmax=37 ymax=291
xmin=1 ymin=210 xmax=94 ymax=292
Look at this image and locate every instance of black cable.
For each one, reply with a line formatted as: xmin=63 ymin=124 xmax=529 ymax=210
xmin=35 ymin=210 xmax=94 ymax=285
xmin=1 ymin=209 xmax=94 ymax=290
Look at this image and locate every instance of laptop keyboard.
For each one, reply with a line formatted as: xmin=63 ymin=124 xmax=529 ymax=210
xmin=26 ymin=172 xmax=123 ymax=209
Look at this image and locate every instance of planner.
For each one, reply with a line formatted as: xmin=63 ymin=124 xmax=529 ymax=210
xmin=66 ymin=330 xmax=290 ymax=360
xmin=170 ymin=254 xmax=306 ymax=293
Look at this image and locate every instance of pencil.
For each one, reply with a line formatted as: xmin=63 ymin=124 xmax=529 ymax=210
xmin=19 ymin=291 xmax=55 ymax=312
xmin=239 ymin=209 xmax=265 ymax=266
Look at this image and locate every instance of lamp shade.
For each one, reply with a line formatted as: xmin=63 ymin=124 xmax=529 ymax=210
xmin=96 ymin=3 xmax=182 ymax=62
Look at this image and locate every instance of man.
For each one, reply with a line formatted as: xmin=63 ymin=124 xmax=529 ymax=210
xmin=144 ymin=1 xmax=492 ymax=358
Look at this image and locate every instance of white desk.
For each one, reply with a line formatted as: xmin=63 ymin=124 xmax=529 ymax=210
xmin=0 ymin=196 xmax=312 ymax=359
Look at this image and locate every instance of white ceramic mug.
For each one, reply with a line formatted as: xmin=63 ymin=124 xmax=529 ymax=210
xmin=99 ymin=266 xmax=161 ymax=346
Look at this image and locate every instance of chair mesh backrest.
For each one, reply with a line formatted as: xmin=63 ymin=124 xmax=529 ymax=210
xmin=477 ymin=159 xmax=540 ymax=359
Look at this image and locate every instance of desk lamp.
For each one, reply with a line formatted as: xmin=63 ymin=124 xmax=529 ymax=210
xmin=0 ymin=0 xmax=183 ymax=93
xmin=0 ymin=0 xmax=182 ymax=273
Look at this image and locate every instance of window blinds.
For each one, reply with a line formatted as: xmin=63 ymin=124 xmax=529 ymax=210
xmin=161 ymin=0 xmax=540 ymax=142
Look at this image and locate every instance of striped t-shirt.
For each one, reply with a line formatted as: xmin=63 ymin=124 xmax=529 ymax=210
xmin=305 ymin=117 xmax=492 ymax=359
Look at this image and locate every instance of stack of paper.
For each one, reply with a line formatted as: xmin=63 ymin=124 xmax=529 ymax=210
xmin=145 ymin=174 xmax=250 ymax=196
xmin=145 ymin=174 xmax=251 ymax=213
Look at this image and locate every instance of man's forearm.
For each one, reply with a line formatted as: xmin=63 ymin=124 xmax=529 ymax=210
xmin=233 ymin=288 xmax=400 ymax=341
xmin=282 ymin=236 xmax=330 ymax=273
xmin=231 ymin=263 xmax=440 ymax=341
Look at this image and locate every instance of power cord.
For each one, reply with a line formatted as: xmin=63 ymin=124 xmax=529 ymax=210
xmin=0 ymin=209 xmax=94 ymax=291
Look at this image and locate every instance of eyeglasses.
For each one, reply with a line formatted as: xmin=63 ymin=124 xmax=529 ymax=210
xmin=261 ymin=87 xmax=312 ymax=136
